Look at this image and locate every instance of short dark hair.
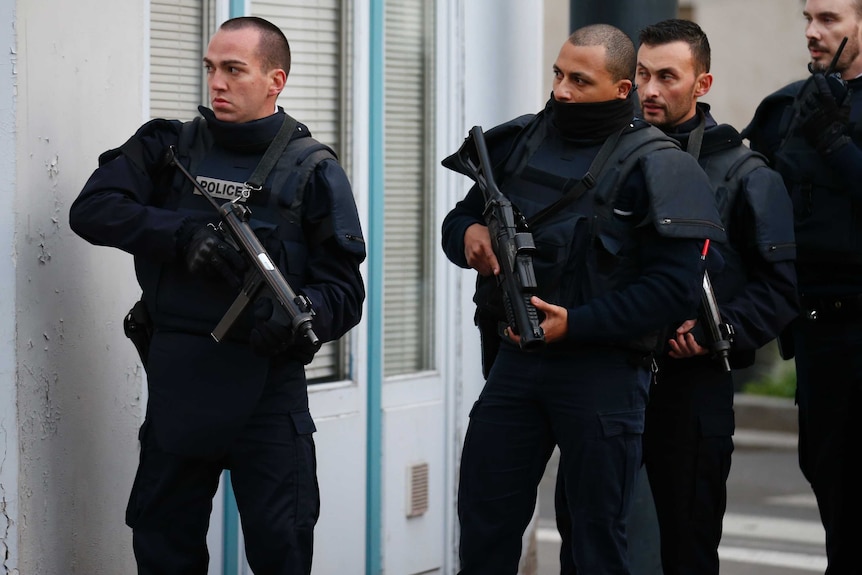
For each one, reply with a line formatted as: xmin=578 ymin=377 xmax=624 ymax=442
xmin=568 ymin=23 xmax=636 ymax=83
xmin=220 ymin=16 xmax=291 ymax=77
xmin=639 ymin=19 xmax=711 ymax=75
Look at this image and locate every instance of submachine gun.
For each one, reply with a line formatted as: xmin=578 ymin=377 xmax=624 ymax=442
xmin=700 ymin=240 xmax=733 ymax=372
xmin=456 ymin=126 xmax=545 ymax=350
xmin=165 ymin=146 xmax=321 ymax=352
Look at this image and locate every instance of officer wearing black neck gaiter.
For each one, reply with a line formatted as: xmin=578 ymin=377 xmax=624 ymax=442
xmin=442 ymin=23 xmax=725 ymax=575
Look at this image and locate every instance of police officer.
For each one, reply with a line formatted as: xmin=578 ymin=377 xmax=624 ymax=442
xmin=630 ymin=20 xmax=798 ymax=575
xmin=744 ymin=0 xmax=862 ymax=572
xmin=69 ymin=17 xmax=365 ymax=574
xmin=554 ymin=21 xmax=800 ymax=575
xmin=442 ymin=24 xmax=725 ymax=574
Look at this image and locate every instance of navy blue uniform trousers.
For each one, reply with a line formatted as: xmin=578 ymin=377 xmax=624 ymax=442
xmin=794 ymin=316 xmax=862 ymax=575
xmin=125 ymin=367 xmax=319 ymax=575
xmin=457 ymin=344 xmax=651 ymax=575
xmin=641 ymin=357 xmax=734 ymax=575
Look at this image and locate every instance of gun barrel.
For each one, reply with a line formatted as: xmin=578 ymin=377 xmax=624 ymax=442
xmin=702 ymin=271 xmax=731 ymax=372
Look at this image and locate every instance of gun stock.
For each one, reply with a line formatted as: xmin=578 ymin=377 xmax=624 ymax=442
xmin=167 ymin=146 xmax=320 ymax=352
xmin=457 ymin=126 xmax=545 ymax=350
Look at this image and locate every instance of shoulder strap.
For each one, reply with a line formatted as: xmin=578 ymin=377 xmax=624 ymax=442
xmin=247 ymin=114 xmax=299 ymax=191
xmin=685 ymin=111 xmax=708 ymax=160
xmin=179 ymin=116 xmax=204 ymax=157
xmin=723 ymin=149 xmax=767 ymax=182
xmin=526 ymin=126 xmax=626 ymax=227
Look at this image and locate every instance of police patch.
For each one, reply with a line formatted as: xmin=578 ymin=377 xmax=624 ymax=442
xmin=194 ymin=176 xmax=248 ymax=202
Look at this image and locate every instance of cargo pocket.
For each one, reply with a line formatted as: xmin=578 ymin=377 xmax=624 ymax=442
xmin=693 ymin=409 xmax=734 ymax=521
xmin=597 ymin=408 xmax=645 ymax=517
xmin=598 ymin=408 xmax=645 ymax=437
xmin=289 ymin=409 xmax=318 ymax=435
xmin=289 ymin=409 xmax=320 ymax=526
xmin=125 ymin=420 xmax=151 ymax=528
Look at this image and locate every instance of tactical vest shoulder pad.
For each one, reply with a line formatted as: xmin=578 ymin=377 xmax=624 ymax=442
xmin=269 ymin=136 xmax=338 ymax=222
xmin=441 ymin=113 xmax=537 ymax=178
xmin=740 ymin=162 xmax=797 ymax=263
xmin=700 ymin=127 xmax=768 ymax=220
xmin=99 ymin=118 xmax=182 ymax=174
xmin=638 ymin=136 xmax=727 ymax=243
xmin=697 ymin=125 xmax=794 ymax=261
xmin=593 ymin=122 xmax=680 ymax=203
xmin=178 ymin=117 xmax=213 ymax=173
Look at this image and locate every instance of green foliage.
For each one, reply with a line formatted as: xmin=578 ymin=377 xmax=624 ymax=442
xmin=742 ymin=362 xmax=797 ymax=398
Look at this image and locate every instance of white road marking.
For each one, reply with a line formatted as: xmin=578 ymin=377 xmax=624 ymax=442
xmin=723 ymin=512 xmax=824 ymax=545
xmin=719 ymin=546 xmax=827 ymax=572
xmin=765 ymin=493 xmax=818 ymax=508
xmin=538 ymin=511 xmax=827 ymax=572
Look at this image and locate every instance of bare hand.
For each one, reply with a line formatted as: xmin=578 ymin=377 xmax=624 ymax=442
xmin=464 ymin=223 xmax=499 ymax=276
xmin=505 ymin=296 xmax=567 ymax=345
xmin=666 ymin=318 xmax=708 ymax=359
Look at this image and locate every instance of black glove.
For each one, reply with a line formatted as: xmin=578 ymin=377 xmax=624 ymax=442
xmin=798 ymin=74 xmax=852 ymax=155
xmin=182 ymin=224 xmax=247 ymax=289
xmin=249 ymin=297 xmax=318 ymax=363
xmin=250 ymin=296 xmax=294 ymax=357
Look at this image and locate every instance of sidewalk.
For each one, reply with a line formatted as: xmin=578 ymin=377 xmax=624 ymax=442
xmin=733 ymin=392 xmax=797 ymax=449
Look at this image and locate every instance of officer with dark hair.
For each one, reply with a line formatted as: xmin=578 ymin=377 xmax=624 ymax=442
xmin=744 ymin=0 xmax=862 ymax=571
xmin=442 ymin=23 xmax=725 ymax=574
xmin=69 ymin=16 xmax=365 ymax=574
xmin=560 ymin=18 xmax=798 ymax=575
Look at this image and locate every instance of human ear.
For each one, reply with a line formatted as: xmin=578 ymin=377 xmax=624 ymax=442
xmin=269 ymin=69 xmax=287 ymax=96
xmin=694 ymin=72 xmax=713 ymax=98
xmin=617 ymin=79 xmax=634 ymax=99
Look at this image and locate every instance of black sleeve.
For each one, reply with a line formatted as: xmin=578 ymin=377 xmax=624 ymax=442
xmin=441 ymin=183 xmax=485 ymax=269
xmin=566 ymin=169 xmax=705 ymax=343
xmin=712 ymin=258 xmax=799 ymax=352
xmin=299 ymin=159 xmax=366 ymax=343
xmin=68 ymin=120 xmax=190 ymax=262
xmin=708 ymin=167 xmax=800 ymax=351
xmin=440 ymin=116 xmax=531 ymax=269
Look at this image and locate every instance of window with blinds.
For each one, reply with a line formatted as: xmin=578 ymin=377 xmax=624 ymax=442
xmin=149 ymin=0 xmax=350 ymax=382
xmin=251 ymin=0 xmax=348 ymax=382
xmin=150 ymin=0 xmax=214 ymax=120
xmin=383 ymin=1 xmax=436 ymax=376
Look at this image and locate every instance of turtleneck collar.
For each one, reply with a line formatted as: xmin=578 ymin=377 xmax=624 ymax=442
xmin=664 ymin=102 xmax=717 ymax=136
xmin=198 ymin=105 xmax=292 ymax=153
xmin=548 ymin=92 xmax=636 ymax=142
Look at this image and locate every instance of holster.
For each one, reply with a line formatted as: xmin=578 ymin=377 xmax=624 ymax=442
xmin=474 ymin=274 xmax=507 ymax=379
xmin=476 ymin=312 xmax=502 ymax=380
xmin=777 ymin=321 xmax=795 ymax=361
xmin=124 ymin=300 xmax=154 ymax=370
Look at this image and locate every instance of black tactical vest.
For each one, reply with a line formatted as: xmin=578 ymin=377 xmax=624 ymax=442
xmin=136 ymin=117 xmax=337 ymax=336
xmin=474 ymin=113 xmax=722 ymax=353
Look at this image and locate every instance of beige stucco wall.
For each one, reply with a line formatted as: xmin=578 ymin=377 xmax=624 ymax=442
xmin=15 ymin=0 xmax=147 ymax=571
xmin=542 ymin=0 xmax=811 ymax=131
xmin=689 ymin=0 xmax=810 ymax=131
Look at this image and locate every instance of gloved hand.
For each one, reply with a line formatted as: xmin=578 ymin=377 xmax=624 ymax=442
xmin=250 ymin=297 xmax=293 ymax=357
xmin=249 ymin=297 xmax=318 ymax=363
xmin=182 ymin=224 xmax=247 ymax=289
xmin=798 ymin=74 xmax=852 ymax=155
